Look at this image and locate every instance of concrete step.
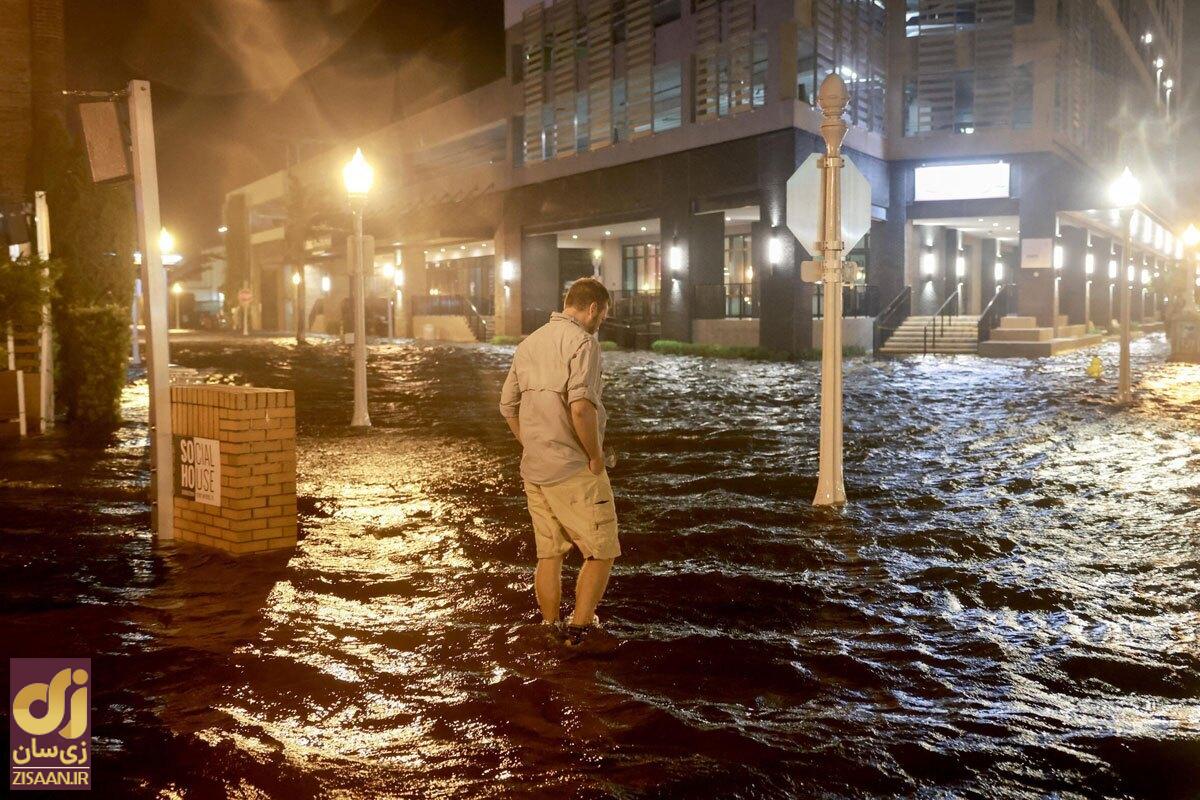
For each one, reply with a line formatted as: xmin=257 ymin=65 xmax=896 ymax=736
xmin=989 ymin=327 xmax=1052 ymax=342
xmin=999 ymin=315 xmax=1038 ymax=328
xmin=1058 ymin=323 xmax=1087 ymax=338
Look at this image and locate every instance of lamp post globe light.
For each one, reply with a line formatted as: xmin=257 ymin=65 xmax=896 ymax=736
xmin=343 ymin=148 xmax=374 ymax=428
xmin=1108 ymin=167 xmax=1141 ymax=405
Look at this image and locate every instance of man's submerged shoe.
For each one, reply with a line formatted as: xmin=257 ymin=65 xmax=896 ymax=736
xmin=560 ymin=618 xmax=618 ymax=654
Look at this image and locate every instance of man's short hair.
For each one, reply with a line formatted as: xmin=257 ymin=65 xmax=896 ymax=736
xmin=564 ymin=277 xmax=611 ymax=311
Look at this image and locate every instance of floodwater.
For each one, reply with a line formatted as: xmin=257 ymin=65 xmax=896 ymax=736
xmin=1 ymin=332 xmax=1198 ymax=799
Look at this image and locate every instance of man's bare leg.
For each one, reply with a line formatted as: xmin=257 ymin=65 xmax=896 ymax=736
xmin=535 ymin=556 xmax=564 ymax=623
xmin=570 ymin=558 xmax=613 ymax=626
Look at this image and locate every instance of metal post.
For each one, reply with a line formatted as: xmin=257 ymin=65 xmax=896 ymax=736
xmin=350 ymin=208 xmax=371 ymax=427
xmin=127 ymin=79 xmax=174 ymax=539
xmin=34 ymin=191 xmax=53 ymax=431
xmin=813 ymin=74 xmax=849 ymax=507
xmin=131 ymin=279 xmax=141 ymax=366
xmin=1119 ymin=210 xmax=1133 ymax=404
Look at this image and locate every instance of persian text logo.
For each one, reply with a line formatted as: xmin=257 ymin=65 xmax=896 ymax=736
xmin=9 ymin=658 xmax=91 ymax=791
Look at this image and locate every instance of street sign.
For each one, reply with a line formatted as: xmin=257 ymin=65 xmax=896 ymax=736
xmin=238 ymin=288 xmax=252 ymax=305
xmin=786 ymin=153 xmax=872 ymax=259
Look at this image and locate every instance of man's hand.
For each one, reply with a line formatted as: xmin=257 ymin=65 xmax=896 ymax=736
xmin=504 ymin=415 xmax=521 ymax=445
xmin=588 ymin=456 xmax=604 ymax=476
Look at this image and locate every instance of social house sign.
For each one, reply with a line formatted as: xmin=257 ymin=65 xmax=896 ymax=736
xmin=173 ymin=435 xmax=221 ymax=506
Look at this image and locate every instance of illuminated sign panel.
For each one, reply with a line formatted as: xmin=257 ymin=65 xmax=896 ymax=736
xmin=914 ymin=162 xmax=1011 ymax=202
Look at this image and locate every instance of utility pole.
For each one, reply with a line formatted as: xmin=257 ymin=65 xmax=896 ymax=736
xmin=128 ymin=79 xmax=174 ymax=539
xmin=34 ymin=191 xmax=53 ymax=431
xmin=813 ymin=74 xmax=850 ymax=507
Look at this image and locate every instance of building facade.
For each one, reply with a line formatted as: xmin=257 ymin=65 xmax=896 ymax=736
xmin=0 ymin=0 xmax=64 ymax=250
xmin=223 ymin=0 xmax=1185 ymax=355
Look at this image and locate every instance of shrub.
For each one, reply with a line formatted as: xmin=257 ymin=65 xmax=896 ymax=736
xmin=489 ymin=335 xmax=522 ymax=345
xmin=55 ymin=304 xmax=129 ymax=427
xmin=0 ymin=255 xmax=57 ymax=329
xmin=600 ymin=340 xmax=619 ymax=351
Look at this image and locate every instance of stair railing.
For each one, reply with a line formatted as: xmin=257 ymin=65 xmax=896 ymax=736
xmin=872 ymin=285 xmax=912 ymax=354
xmin=922 ymin=287 xmax=961 ymax=355
xmin=977 ymin=285 xmax=1009 ymax=344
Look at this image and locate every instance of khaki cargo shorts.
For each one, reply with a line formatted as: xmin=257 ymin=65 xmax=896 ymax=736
xmin=524 ymin=467 xmax=621 ymax=560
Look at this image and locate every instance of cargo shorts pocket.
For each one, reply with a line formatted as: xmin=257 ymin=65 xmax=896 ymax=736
xmin=587 ymin=471 xmax=620 ymax=558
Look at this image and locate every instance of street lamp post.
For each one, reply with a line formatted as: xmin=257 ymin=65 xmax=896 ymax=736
xmin=1109 ymin=167 xmax=1141 ymax=405
xmin=292 ymin=271 xmax=303 ymax=344
xmin=171 ymin=281 xmax=182 ymax=329
xmin=343 ymin=147 xmax=374 ymax=428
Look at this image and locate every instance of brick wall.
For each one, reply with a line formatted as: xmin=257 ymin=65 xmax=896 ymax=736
xmin=170 ymin=385 xmax=298 ymax=556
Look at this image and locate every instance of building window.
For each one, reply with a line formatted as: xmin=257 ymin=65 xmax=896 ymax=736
xmin=653 ymin=63 xmax=682 ymax=132
xmin=723 ymin=234 xmax=755 ymax=318
xmin=751 ymin=33 xmax=768 ymax=107
xmin=622 ymin=243 xmax=661 ymax=295
xmin=613 ymin=77 xmax=628 ymax=143
xmin=652 ymin=0 xmax=682 ymax=26
xmin=1012 ymin=63 xmax=1033 ymax=129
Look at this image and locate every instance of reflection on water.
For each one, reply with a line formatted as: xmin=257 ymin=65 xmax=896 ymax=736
xmin=1 ymin=333 xmax=1198 ymax=798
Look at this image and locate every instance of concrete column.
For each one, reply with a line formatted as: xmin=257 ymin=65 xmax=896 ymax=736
xmin=1090 ymin=237 xmax=1113 ymax=330
xmin=521 ymin=233 xmax=560 ymax=334
xmin=1016 ymin=157 xmax=1059 ymax=327
xmin=1059 ymin=225 xmax=1087 ymax=325
xmin=398 ymin=245 xmax=426 ymax=338
xmin=494 ymin=211 xmax=523 ymax=338
xmin=660 ymin=205 xmax=723 ymax=342
xmin=980 ymin=236 xmax=997 ymax=301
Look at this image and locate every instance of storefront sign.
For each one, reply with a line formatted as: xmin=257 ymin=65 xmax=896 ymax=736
xmin=914 ymin=162 xmax=1010 ymax=202
xmin=173 ymin=435 xmax=221 ymax=506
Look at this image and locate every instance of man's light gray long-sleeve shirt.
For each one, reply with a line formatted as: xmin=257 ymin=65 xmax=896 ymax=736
xmin=499 ymin=312 xmax=606 ymax=485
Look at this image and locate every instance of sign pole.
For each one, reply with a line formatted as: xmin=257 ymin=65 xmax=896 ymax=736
xmin=127 ymin=79 xmax=174 ymax=539
xmin=34 ymin=191 xmax=53 ymax=431
xmin=1118 ymin=209 xmax=1133 ymax=404
xmin=813 ymin=74 xmax=850 ymax=507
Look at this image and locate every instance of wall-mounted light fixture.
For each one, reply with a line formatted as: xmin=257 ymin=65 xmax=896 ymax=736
xmin=1141 ymin=269 xmax=1151 ymax=286
xmin=1084 ymin=253 xmax=1095 ymax=275
xmin=501 ymin=259 xmax=515 ymax=285
xmin=1053 ymin=245 xmax=1064 ymax=270
xmin=1108 ymin=259 xmax=1118 ymax=280
xmin=669 ymin=239 xmax=684 ymax=273
xmin=291 ymin=272 xmax=301 ymax=286
xmin=395 ymin=268 xmax=405 ymax=288
xmin=920 ymin=251 xmax=937 ymax=278
xmin=993 ymin=261 xmax=1004 ymax=283
xmin=767 ymin=236 xmax=783 ymax=265
xmin=955 ymin=255 xmax=966 ymax=278
xmin=321 ymin=275 xmax=332 ymax=293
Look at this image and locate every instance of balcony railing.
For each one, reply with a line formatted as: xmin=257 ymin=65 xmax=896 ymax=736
xmin=694 ymin=283 xmax=759 ymax=319
xmin=812 ymin=284 xmax=881 ymax=319
xmin=609 ymin=290 xmax=660 ymax=323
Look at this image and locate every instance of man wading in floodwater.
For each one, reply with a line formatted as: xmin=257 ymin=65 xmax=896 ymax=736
xmin=500 ymin=277 xmax=619 ymax=651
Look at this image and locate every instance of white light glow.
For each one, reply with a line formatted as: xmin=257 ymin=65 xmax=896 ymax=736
xmin=914 ymin=162 xmax=1010 ymax=202
xmin=1053 ymin=245 xmax=1064 ymax=270
xmin=321 ymin=275 xmax=331 ymax=293
xmin=342 ymin=147 xmax=374 ymax=196
xmin=1108 ymin=260 xmax=1118 ymax=280
xmin=669 ymin=245 xmax=684 ymax=272
xmin=171 ymin=281 xmax=182 ymax=295
xmin=993 ymin=261 xmax=1004 ymax=282
xmin=921 ymin=252 xmax=937 ymax=277
xmin=1141 ymin=269 xmax=1151 ymax=285
xmin=501 ymin=260 xmax=515 ymax=282
xmin=955 ymin=255 xmax=966 ymax=278
xmin=767 ymin=237 xmax=783 ymax=265
xmin=291 ymin=272 xmax=301 ymax=286
xmin=1108 ymin=167 xmax=1141 ymax=209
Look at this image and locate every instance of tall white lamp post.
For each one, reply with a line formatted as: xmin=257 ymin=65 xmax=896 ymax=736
xmin=344 ymin=147 xmax=374 ymax=427
xmin=1109 ymin=167 xmax=1141 ymax=405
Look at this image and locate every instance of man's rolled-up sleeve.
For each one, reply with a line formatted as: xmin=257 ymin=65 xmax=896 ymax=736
xmin=499 ymin=364 xmax=521 ymax=418
xmin=566 ymin=338 xmax=601 ymax=407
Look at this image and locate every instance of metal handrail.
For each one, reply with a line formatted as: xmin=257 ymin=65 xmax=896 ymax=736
xmin=872 ymin=285 xmax=912 ymax=352
xmin=813 ymin=284 xmax=881 ymax=319
xmin=922 ymin=287 xmax=961 ymax=354
xmin=977 ymin=285 xmax=1009 ymax=344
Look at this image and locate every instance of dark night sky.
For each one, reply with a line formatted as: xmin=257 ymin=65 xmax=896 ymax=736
xmin=63 ymin=0 xmax=505 ymax=258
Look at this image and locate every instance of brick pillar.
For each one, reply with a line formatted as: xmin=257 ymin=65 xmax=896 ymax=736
xmin=170 ymin=385 xmax=297 ymax=556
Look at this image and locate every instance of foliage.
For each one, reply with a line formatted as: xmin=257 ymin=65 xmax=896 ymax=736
xmin=600 ymin=340 xmax=619 ymax=351
xmin=42 ymin=119 xmax=136 ymax=428
xmin=651 ymin=340 xmax=866 ymax=362
xmin=489 ymin=335 xmax=522 ymax=345
xmin=0 ymin=255 xmax=59 ymax=328
xmin=55 ymin=304 xmax=129 ymax=427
